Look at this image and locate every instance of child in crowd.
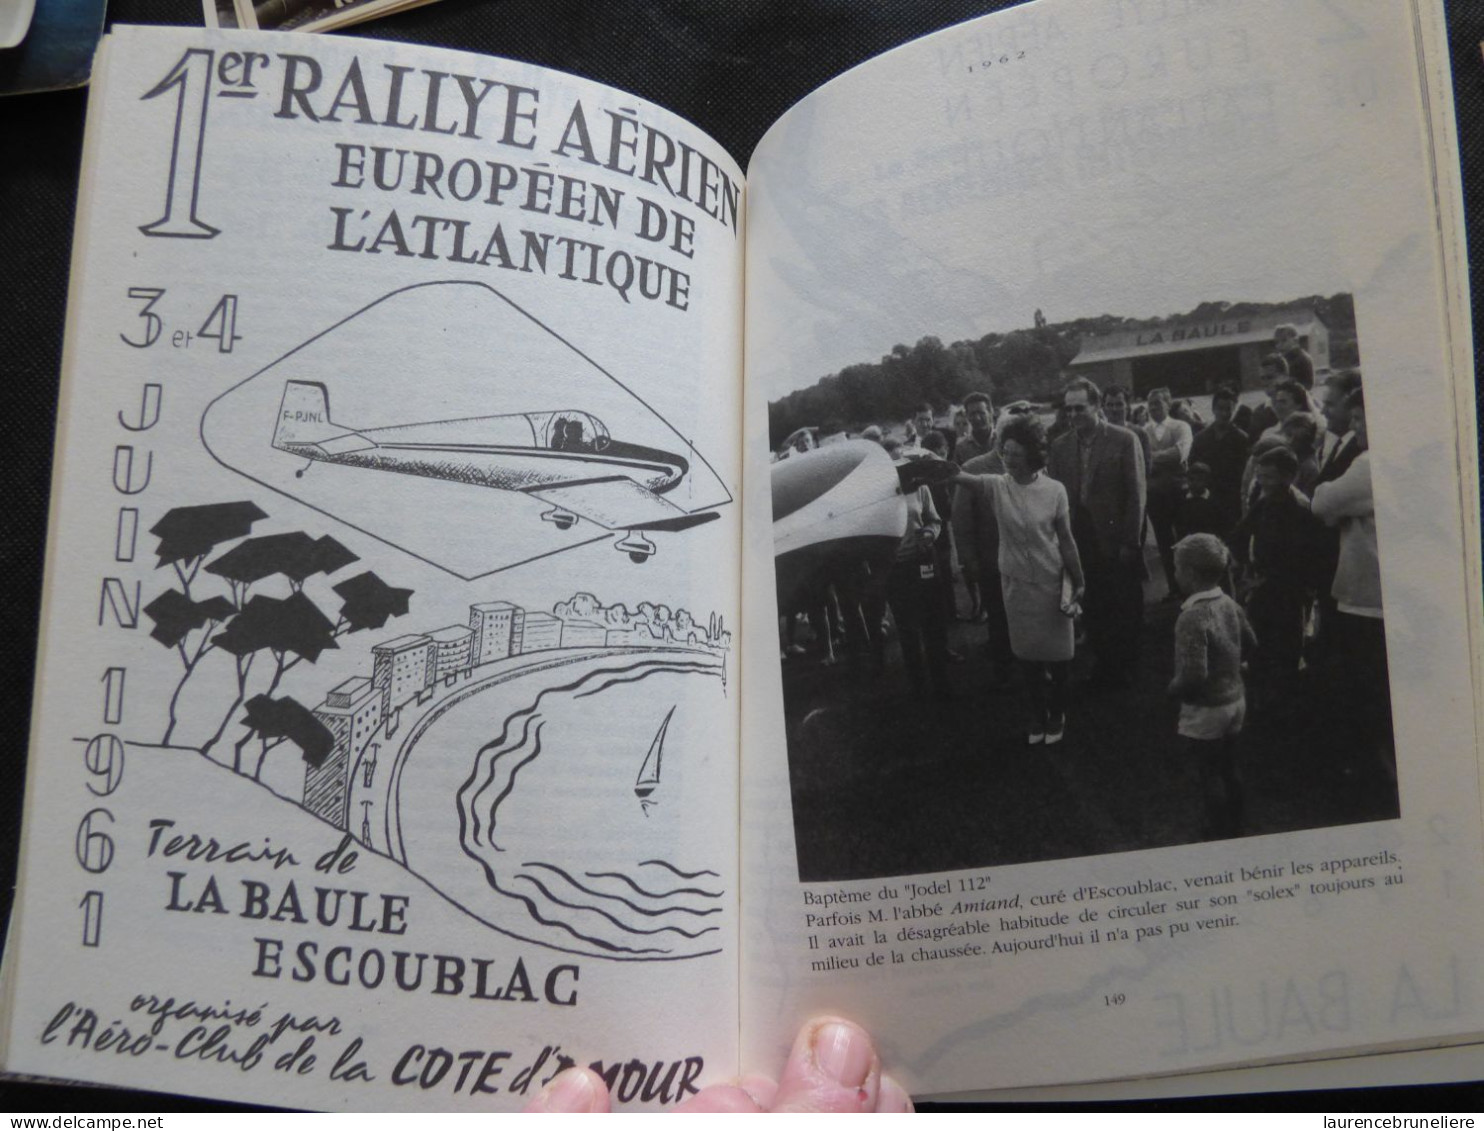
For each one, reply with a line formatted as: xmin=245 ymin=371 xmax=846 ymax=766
xmin=1174 ymin=461 xmax=1224 ymax=539
xmin=919 ymin=430 xmax=963 ymax=641
xmin=1280 ymin=411 xmax=1322 ymax=498
xmin=1227 ymin=446 xmax=1322 ymax=683
xmin=1169 ymin=534 xmax=1258 ymax=839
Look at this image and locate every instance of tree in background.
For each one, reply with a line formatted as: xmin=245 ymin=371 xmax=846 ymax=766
xmin=144 ymin=503 xmax=414 ymax=769
xmin=552 ymin=592 xmax=728 ymax=647
xmin=767 ymin=294 xmax=1357 ymax=447
xmin=144 ymin=502 xmax=266 ymax=745
xmin=238 ymin=694 xmax=335 ymax=782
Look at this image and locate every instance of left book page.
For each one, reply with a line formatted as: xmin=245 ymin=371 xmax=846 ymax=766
xmin=0 ymin=25 xmax=744 ymax=1112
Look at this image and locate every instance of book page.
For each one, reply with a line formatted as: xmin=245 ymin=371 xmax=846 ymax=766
xmin=0 ymin=26 xmax=743 ymax=1111
xmin=740 ymin=0 xmax=1483 ymax=1097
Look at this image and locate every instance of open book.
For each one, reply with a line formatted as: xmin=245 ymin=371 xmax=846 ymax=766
xmin=3 ymin=0 xmax=1481 ymax=1111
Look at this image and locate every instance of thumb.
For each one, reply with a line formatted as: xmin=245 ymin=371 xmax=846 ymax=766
xmin=522 ymin=1067 xmax=611 ymax=1113
xmin=770 ymin=1017 xmax=885 ymax=1113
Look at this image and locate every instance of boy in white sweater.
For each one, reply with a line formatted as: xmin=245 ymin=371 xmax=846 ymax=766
xmin=1169 ymin=534 xmax=1258 ymax=838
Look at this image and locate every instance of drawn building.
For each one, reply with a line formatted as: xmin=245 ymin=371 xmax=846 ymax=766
xmin=306 ymin=676 xmax=383 ymax=827
xmin=521 ymin=611 xmax=563 ymax=652
xmin=561 ymin=619 xmax=607 ymax=648
xmin=470 ymin=600 xmax=520 ymax=663
xmin=1067 ymin=305 xmax=1332 ymax=399
xmin=372 ymin=633 xmax=435 ymax=735
xmin=604 ymin=623 xmax=656 ymax=647
xmin=427 ymin=624 xmax=475 ymax=685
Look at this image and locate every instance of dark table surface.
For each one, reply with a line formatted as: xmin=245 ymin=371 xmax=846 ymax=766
xmin=2 ymin=0 xmax=1483 ymax=1113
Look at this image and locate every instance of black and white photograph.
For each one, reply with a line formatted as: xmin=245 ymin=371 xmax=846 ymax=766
xmin=236 ymin=0 xmax=431 ymax=33
xmin=771 ymin=296 xmax=1398 ymax=881
xmin=7 ymin=0 xmax=1484 ymax=1114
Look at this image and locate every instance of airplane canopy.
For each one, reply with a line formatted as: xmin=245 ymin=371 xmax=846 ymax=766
xmin=531 ymin=410 xmax=611 ymax=453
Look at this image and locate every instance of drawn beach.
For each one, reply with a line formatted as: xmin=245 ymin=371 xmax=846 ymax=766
xmin=370 ymin=652 xmax=730 ymax=960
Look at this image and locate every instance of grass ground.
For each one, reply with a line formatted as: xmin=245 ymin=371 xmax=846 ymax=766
xmin=779 ymin=542 xmax=1398 ymax=883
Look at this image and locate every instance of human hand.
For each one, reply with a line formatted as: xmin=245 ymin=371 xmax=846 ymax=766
xmin=523 ymin=1016 xmax=913 ymax=1113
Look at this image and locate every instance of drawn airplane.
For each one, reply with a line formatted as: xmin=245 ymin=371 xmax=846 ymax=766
xmin=272 ymin=381 xmax=718 ymax=562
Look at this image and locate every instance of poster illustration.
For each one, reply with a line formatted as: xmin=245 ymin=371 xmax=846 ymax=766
xmin=2 ymin=26 xmax=743 ymax=1111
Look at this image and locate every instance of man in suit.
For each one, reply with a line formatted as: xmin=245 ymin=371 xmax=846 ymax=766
xmin=953 ymin=391 xmax=996 ymax=465
xmin=1312 ymin=387 xmax=1393 ymax=783
xmin=910 ymin=402 xmax=937 ymax=451
xmin=1316 ymin=369 xmax=1364 ymax=486
xmin=1237 ymin=352 xmax=1288 ymax=439
xmin=1311 ymin=369 xmax=1365 ymax=662
xmin=1275 ymin=323 xmax=1316 ymax=389
xmin=1048 ymin=377 xmax=1148 ymax=688
xmin=1101 ymin=385 xmax=1151 ymax=472
xmin=952 ymin=393 xmax=1014 ymax=685
xmin=1189 ymin=384 xmax=1251 ymax=533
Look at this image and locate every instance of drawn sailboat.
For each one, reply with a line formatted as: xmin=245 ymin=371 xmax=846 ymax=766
xmin=635 ymin=707 xmax=675 ymax=815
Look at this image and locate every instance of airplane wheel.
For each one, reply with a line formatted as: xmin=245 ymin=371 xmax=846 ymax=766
xmin=629 ymin=552 xmax=649 ymax=564
xmin=554 ymin=517 xmax=575 ymax=530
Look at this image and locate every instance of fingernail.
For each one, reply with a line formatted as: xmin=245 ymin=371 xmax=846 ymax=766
xmin=812 ymin=1020 xmax=873 ymax=1089
xmin=532 ymin=1068 xmax=601 ymax=1113
xmin=880 ymin=1075 xmax=915 ymax=1113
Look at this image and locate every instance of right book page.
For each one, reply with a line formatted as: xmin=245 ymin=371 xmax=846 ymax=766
xmin=739 ymin=0 xmax=1483 ymax=1097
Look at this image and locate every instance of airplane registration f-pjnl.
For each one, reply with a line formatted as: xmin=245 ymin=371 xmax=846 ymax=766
xmin=271 ymin=381 xmax=719 ymax=562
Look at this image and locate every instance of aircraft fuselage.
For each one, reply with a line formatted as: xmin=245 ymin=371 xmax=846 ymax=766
xmin=284 ymin=434 xmax=688 ymax=497
xmin=272 ymin=382 xmax=688 ymax=496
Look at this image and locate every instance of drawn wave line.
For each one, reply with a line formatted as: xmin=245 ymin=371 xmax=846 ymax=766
xmin=444 ymin=821 xmax=675 ymax=954
xmin=526 ymin=658 xmax=685 ymax=704
xmin=479 ymin=714 xmax=544 ymax=836
xmin=512 ymin=872 xmax=722 ymax=940
xmin=457 ymin=713 xmax=543 ymax=849
xmin=459 ymin=657 xmax=706 ymax=856
xmin=573 ymin=661 xmax=720 ymax=698
xmin=523 ymin=862 xmax=721 ymax=917
xmin=584 ymin=870 xmax=724 ymax=901
xmin=445 ymin=654 xmax=728 ymax=958
xmin=567 ymin=662 xmax=698 ymax=699
xmin=465 ymin=659 xmax=677 ymax=800
xmin=639 ymin=859 xmax=721 ymax=879
xmin=463 ymin=712 xmax=536 ymax=840
xmin=468 ymin=694 xmax=544 ymax=780
xmin=456 ymin=708 xmax=540 ymax=844
xmin=486 ymin=871 xmax=672 ymax=955
xmin=484 ymin=722 xmax=544 ymax=851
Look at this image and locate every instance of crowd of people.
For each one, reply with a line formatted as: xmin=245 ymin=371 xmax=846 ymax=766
xmin=779 ymin=326 xmax=1391 ymax=840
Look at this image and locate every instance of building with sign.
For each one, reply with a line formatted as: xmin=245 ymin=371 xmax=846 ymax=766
xmin=1067 ymin=306 xmax=1330 ymax=398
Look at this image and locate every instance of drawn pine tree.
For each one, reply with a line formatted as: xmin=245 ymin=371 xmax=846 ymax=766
xmin=143 ymin=503 xmax=412 ymax=771
xmin=238 ymin=694 xmax=335 ymax=782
